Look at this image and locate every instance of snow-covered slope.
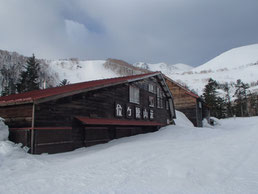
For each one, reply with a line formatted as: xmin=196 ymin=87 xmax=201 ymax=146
xmin=134 ymin=62 xmax=193 ymax=74
xmin=1 ymin=44 xmax=257 ymax=96
xmin=1 ymin=113 xmax=258 ymax=193
xmin=135 ymin=44 xmax=258 ymax=95
xmin=194 ymin=44 xmax=258 ymax=71
xmin=0 ymin=51 xmax=129 ymax=91
xmin=46 ymin=59 xmax=119 ymax=84
xmin=176 ymin=45 xmax=258 ymax=95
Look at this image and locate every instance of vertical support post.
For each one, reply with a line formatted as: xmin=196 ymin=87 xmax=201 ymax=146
xmin=31 ymin=103 xmax=35 ymax=154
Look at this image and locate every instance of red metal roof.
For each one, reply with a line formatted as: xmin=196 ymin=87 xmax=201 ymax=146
xmin=0 ymin=72 xmax=158 ymax=105
xmin=76 ymin=117 xmax=165 ymax=126
xmin=183 ymin=90 xmax=200 ymax=99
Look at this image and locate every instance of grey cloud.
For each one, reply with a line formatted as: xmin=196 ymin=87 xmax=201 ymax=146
xmin=0 ymin=0 xmax=258 ymax=66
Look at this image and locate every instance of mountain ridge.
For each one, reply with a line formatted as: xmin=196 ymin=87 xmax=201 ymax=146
xmin=0 ymin=44 xmax=258 ymax=96
xmin=132 ymin=44 xmax=258 ymax=95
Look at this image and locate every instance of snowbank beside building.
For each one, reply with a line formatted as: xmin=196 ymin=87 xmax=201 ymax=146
xmin=0 ymin=118 xmax=27 ymax=167
xmin=0 ymin=117 xmax=8 ymax=141
xmin=174 ymin=110 xmax=194 ymax=127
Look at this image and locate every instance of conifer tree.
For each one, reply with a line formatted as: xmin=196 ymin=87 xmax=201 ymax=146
xmin=249 ymin=93 xmax=258 ymax=116
xmin=58 ymin=79 xmax=70 ymax=86
xmin=221 ymin=82 xmax=233 ymax=117
xmin=203 ymin=78 xmax=219 ymax=117
xmin=234 ymin=79 xmax=249 ymax=117
xmin=16 ymin=54 xmax=40 ymax=93
xmin=0 ymin=65 xmax=17 ymax=96
xmin=216 ymin=96 xmax=227 ymax=118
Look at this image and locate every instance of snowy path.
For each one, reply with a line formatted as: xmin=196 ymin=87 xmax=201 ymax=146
xmin=0 ymin=116 xmax=258 ymax=194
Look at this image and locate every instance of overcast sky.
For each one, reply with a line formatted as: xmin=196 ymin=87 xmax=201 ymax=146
xmin=0 ymin=0 xmax=258 ymax=66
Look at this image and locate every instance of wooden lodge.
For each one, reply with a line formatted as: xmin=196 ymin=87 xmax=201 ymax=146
xmin=95 ymin=58 xmax=210 ymax=127
xmin=0 ymin=72 xmax=176 ymax=154
xmin=165 ymin=76 xmax=210 ymax=127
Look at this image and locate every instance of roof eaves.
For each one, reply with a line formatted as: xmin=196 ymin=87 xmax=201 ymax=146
xmin=34 ymin=73 xmax=159 ymax=104
xmin=0 ymin=97 xmax=33 ymax=106
xmin=126 ymin=72 xmax=160 ymax=83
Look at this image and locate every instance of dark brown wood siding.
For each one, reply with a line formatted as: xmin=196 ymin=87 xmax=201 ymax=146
xmin=0 ymin=104 xmax=33 ymax=127
xmin=34 ymin=128 xmax=73 ymax=154
xmin=1 ymin=77 xmax=173 ymax=154
xmin=8 ymin=128 xmax=31 ymax=147
xmin=34 ymin=81 xmax=171 ymax=127
xmin=165 ymin=79 xmax=205 ymax=127
xmin=31 ymin=79 xmax=171 ymax=154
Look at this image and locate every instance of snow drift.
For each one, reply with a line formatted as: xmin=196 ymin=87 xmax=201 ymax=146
xmin=174 ymin=110 xmax=194 ymax=127
xmin=0 ymin=118 xmax=27 ymax=168
xmin=0 ymin=117 xmax=8 ymax=141
xmin=1 ymin=111 xmax=258 ymax=193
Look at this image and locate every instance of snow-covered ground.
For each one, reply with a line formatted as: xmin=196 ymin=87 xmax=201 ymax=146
xmin=1 ymin=114 xmax=258 ymax=193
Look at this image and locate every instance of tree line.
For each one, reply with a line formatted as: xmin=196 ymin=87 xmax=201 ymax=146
xmin=1 ymin=54 xmax=69 ymax=96
xmin=202 ymin=78 xmax=258 ymax=118
xmin=1 ymin=55 xmax=257 ymax=119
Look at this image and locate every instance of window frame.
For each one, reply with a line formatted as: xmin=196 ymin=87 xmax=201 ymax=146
xmin=129 ymin=85 xmax=140 ymax=104
xmin=149 ymin=96 xmax=155 ymax=107
xmin=148 ymin=84 xmax=155 ymax=93
xmin=157 ymin=87 xmax=163 ymax=109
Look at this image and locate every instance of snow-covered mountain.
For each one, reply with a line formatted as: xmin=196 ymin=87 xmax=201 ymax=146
xmin=134 ymin=44 xmax=258 ymax=95
xmin=134 ymin=62 xmax=193 ymax=74
xmin=1 ymin=44 xmax=258 ymax=96
xmin=0 ymin=52 xmax=135 ymax=90
xmin=46 ymin=59 xmax=118 ymax=84
xmin=194 ymin=44 xmax=258 ymax=71
xmin=44 ymin=58 xmax=144 ymax=85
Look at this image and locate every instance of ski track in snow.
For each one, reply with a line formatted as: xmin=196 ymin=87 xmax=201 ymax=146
xmin=1 ymin=116 xmax=258 ymax=193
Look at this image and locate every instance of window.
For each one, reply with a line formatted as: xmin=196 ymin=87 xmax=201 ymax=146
xmin=148 ymin=84 xmax=154 ymax=93
xmin=149 ymin=96 xmax=155 ymax=107
xmin=129 ymin=86 xmax=140 ymax=104
xmin=166 ymin=100 xmax=169 ymax=110
xmin=157 ymin=87 xmax=163 ymax=108
xmin=150 ymin=109 xmax=154 ymax=120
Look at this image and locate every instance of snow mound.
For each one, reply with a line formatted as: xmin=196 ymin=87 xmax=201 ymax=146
xmin=210 ymin=117 xmax=221 ymax=126
xmin=202 ymin=118 xmax=212 ymax=128
xmin=0 ymin=118 xmax=8 ymax=141
xmin=174 ymin=110 xmax=194 ymax=127
xmin=0 ymin=119 xmax=27 ymax=167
